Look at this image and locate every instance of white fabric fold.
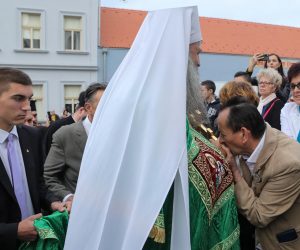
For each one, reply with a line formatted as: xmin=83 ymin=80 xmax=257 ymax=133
xmin=64 ymin=6 xmax=200 ymax=250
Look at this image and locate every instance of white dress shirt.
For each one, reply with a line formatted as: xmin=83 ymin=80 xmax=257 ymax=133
xmin=243 ymin=132 xmax=266 ymax=175
xmin=82 ymin=116 xmax=92 ymax=135
xmin=0 ymin=126 xmax=34 ymax=218
xmin=280 ymin=102 xmax=300 ymax=141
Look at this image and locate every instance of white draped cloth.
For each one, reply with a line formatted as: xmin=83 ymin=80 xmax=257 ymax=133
xmin=64 ymin=6 xmax=201 ymax=250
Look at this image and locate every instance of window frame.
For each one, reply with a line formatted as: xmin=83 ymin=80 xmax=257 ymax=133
xmin=60 ymin=12 xmax=86 ymax=52
xmin=60 ymin=81 xmax=85 ymax=114
xmin=18 ymin=8 xmax=46 ymax=51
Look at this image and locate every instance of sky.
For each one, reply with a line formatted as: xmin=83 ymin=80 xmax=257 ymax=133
xmin=101 ymin=0 xmax=300 ymax=28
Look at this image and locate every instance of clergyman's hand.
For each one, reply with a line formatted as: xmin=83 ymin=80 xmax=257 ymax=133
xmin=17 ymin=213 xmax=42 ymax=241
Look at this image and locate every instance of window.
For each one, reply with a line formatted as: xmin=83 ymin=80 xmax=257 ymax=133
xmin=32 ymin=84 xmax=44 ymax=122
xmin=64 ymin=16 xmax=82 ymax=51
xmin=22 ymin=13 xmax=41 ymax=49
xmin=64 ymin=85 xmax=81 ymax=113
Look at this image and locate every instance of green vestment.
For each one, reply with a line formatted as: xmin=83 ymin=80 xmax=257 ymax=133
xmin=144 ymin=122 xmax=240 ymax=250
xmin=19 ymin=211 xmax=69 ymax=250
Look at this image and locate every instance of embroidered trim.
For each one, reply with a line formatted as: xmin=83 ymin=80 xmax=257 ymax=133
xmin=37 ymin=228 xmax=58 ymax=240
xmin=188 ymin=125 xmax=234 ymax=220
xmin=210 ymin=226 xmax=240 ymax=250
xmin=149 ymin=212 xmax=165 ymax=243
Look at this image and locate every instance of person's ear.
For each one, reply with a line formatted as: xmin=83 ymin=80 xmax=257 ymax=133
xmin=84 ymin=102 xmax=91 ymax=113
xmin=240 ymin=127 xmax=250 ymax=143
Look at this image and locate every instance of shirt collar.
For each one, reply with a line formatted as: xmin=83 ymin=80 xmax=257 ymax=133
xmin=83 ymin=116 xmax=92 ymax=135
xmin=246 ymin=131 xmax=266 ymax=165
xmin=0 ymin=126 xmax=18 ymax=143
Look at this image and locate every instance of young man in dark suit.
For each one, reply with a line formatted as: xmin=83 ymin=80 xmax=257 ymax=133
xmin=0 ymin=67 xmax=64 ymax=250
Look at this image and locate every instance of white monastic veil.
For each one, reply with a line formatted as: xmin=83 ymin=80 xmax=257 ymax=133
xmin=64 ymin=6 xmax=201 ymax=250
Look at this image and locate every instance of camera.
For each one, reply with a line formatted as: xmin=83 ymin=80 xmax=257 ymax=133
xmin=258 ymin=54 xmax=269 ymax=61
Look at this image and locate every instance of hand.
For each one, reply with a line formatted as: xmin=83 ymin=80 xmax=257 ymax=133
xmin=17 ymin=213 xmax=42 ymax=241
xmin=73 ymin=107 xmax=86 ymax=122
xmin=64 ymin=195 xmax=74 ymax=212
xmin=51 ymin=201 xmax=65 ymax=212
xmin=210 ymin=138 xmax=227 ymax=157
xmin=248 ymin=53 xmax=263 ymax=72
xmin=220 ymin=144 xmax=242 ymax=183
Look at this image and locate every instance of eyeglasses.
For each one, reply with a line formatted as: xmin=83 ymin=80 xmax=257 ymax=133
xmin=258 ymin=81 xmax=273 ymax=85
xmin=291 ymin=82 xmax=300 ymax=90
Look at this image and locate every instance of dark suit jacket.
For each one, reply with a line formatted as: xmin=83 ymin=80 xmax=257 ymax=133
xmin=43 ymin=115 xmax=75 ymax=156
xmin=0 ymin=125 xmax=58 ymax=250
xmin=262 ymin=98 xmax=284 ymax=130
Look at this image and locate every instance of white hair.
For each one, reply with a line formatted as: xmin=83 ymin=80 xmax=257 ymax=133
xmin=257 ymin=68 xmax=282 ymax=89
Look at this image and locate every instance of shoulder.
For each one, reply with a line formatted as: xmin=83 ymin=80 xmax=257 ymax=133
xmin=282 ymin=102 xmax=298 ymax=112
xmin=269 ymin=129 xmax=300 ymax=169
xmin=53 ymin=121 xmax=83 ymax=137
xmin=274 ymin=98 xmax=284 ymax=108
xmin=17 ymin=125 xmax=43 ymax=137
xmin=47 ymin=116 xmax=74 ymax=131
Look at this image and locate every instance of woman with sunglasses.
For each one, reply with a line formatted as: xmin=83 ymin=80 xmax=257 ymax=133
xmin=281 ymin=62 xmax=300 ymax=142
xmin=246 ymin=53 xmax=290 ymax=103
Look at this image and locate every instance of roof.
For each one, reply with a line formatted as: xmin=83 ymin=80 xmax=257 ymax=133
xmin=100 ymin=7 xmax=300 ymax=59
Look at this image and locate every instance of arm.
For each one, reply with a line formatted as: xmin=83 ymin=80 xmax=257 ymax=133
xmin=0 ymin=214 xmax=43 ymax=244
xmin=246 ymin=53 xmax=262 ymax=76
xmin=235 ymin=168 xmax=300 ymax=228
xmin=0 ymin=223 xmax=18 ymax=245
xmin=269 ymin=100 xmax=285 ymax=130
xmin=276 ymin=80 xmax=290 ymax=103
xmin=221 ymin=143 xmax=300 ymax=228
xmin=44 ymin=129 xmax=73 ymax=201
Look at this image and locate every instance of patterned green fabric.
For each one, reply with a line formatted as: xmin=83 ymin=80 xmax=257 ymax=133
xmin=19 ymin=211 xmax=69 ymax=250
xmin=187 ymin=124 xmax=240 ymax=250
xmin=144 ymin=121 xmax=240 ymax=249
xmin=143 ymin=188 xmax=173 ymax=250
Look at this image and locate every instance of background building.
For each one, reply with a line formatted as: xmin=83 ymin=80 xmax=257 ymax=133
xmin=98 ymin=7 xmax=300 ymax=93
xmin=0 ymin=0 xmax=99 ymax=123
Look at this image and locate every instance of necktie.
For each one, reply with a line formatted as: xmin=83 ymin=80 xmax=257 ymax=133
xmin=7 ymin=133 xmax=29 ymax=219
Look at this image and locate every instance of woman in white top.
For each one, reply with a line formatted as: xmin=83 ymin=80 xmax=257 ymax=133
xmin=281 ymin=62 xmax=300 ymax=142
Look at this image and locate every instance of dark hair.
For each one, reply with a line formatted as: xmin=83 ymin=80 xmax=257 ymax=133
xmin=264 ymin=53 xmax=285 ymax=77
xmin=30 ymin=100 xmax=37 ymax=111
xmin=234 ymin=71 xmax=252 ymax=83
xmin=84 ymin=83 xmax=106 ymax=102
xmin=78 ymin=91 xmax=86 ymax=108
xmin=287 ymin=62 xmax=300 ymax=83
xmin=0 ymin=67 xmax=32 ymax=94
xmin=221 ymin=98 xmax=266 ymax=139
xmin=201 ymin=80 xmax=216 ymax=93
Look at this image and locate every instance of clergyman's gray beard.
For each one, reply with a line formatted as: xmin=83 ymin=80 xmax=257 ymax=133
xmin=186 ymin=57 xmax=210 ymax=128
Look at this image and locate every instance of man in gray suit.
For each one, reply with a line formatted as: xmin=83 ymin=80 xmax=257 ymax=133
xmin=217 ymin=98 xmax=300 ymax=250
xmin=44 ymin=83 xmax=106 ymax=211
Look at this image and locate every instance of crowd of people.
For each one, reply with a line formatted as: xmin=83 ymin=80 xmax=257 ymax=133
xmin=1 ymin=5 xmax=300 ymax=250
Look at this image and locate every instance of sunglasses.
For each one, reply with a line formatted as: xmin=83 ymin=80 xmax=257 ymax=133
xmin=291 ymin=82 xmax=300 ymax=90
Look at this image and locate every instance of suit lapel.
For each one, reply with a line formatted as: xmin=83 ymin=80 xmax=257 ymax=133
xmin=255 ymin=125 xmax=277 ymax=172
xmin=73 ymin=122 xmax=88 ymax=153
xmin=239 ymin=158 xmax=252 ymax=186
xmin=0 ymin=159 xmax=17 ymax=202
